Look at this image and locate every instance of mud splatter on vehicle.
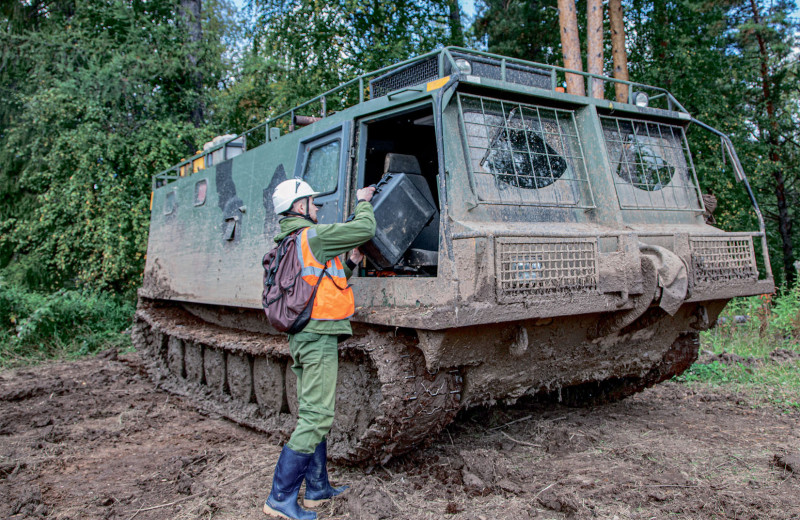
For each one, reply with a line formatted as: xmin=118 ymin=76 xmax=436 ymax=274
xmin=134 ymin=48 xmax=773 ymax=464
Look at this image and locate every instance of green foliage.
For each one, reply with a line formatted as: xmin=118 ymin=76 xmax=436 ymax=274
xmin=0 ymin=277 xmax=135 ymax=368
xmin=676 ymin=285 xmax=800 ymax=409
xmin=473 ymin=0 xmax=564 ymax=66
xmin=677 ymin=360 xmax=728 ymax=384
xmin=0 ymin=0 xmax=235 ymax=292
xmin=703 ymin=285 xmax=800 ymax=353
xmin=678 ymin=359 xmax=800 ymax=411
xmin=771 ymin=285 xmax=800 ymax=337
xmin=220 ymin=0 xmax=458 ymax=129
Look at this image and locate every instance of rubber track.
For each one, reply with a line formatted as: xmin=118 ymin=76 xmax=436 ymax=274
xmin=132 ymin=300 xmax=462 ymax=465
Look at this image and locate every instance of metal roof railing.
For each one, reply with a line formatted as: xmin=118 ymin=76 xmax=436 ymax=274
xmin=153 ymin=47 xmax=690 ymax=189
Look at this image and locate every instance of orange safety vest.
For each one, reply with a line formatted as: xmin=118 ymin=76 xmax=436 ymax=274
xmin=296 ymin=227 xmax=355 ymax=321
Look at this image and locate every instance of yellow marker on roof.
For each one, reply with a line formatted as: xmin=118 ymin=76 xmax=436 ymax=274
xmin=426 ymin=76 xmax=450 ymax=92
xmin=149 ymin=191 xmax=153 ymax=211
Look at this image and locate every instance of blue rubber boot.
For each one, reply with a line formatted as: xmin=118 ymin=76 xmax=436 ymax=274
xmin=303 ymin=439 xmax=349 ymax=508
xmin=263 ymin=445 xmax=317 ymax=520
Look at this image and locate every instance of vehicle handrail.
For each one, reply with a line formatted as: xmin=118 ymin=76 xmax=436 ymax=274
xmin=154 ymin=47 xmax=691 ymax=187
xmin=690 ymin=117 xmax=772 ymax=280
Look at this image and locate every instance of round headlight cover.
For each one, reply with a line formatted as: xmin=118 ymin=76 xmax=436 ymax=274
xmin=454 ymin=58 xmax=472 ymax=75
xmin=632 ymin=91 xmax=650 ymax=107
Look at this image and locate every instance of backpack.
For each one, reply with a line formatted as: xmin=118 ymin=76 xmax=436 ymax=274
xmin=262 ymin=230 xmax=325 ymax=334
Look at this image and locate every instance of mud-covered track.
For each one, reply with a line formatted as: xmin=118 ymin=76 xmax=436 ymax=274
xmin=555 ymin=331 xmax=700 ymax=407
xmin=132 ymin=300 xmax=462 ymax=464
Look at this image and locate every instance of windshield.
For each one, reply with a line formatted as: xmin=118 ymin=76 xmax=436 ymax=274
xmin=458 ymin=93 xmax=594 ymax=208
xmin=479 ymin=107 xmax=568 ymax=190
xmin=600 ymin=116 xmax=702 ymax=211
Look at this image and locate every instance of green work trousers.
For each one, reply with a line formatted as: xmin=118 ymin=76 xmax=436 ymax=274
xmin=286 ymin=331 xmax=338 ymax=454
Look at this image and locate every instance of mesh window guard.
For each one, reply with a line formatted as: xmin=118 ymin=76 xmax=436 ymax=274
xmin=458 ymin=93 xmax=594 ymax=208
xmin=600 ymin=116 xmax=704 ymax=212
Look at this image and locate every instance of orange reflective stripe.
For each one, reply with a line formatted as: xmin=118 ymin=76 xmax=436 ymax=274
xmin=297 ymin=227 xmax=355 ymax=321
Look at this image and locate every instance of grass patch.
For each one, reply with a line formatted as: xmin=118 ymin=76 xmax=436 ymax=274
xmin=676 ymin=283 xmax=800 ymax=410
xmin=0 ymin=277 xmax=135 ymax=369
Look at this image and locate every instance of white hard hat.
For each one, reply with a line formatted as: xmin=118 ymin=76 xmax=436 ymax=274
xmin=272 ymin=179 xmax=321 ymax=215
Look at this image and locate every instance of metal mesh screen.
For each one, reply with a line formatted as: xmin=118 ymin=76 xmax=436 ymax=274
xmin=448 ymin=53 xmax=551 ymax=89
xmin=600 ymin=116 xmax=703 ymax=212
xmin=369 ymin=56 xmax=439 ymax=98
xmin=496 ymin=238 xmax=598 ymax=301
xmin=459 ymin=94 xmax=594 ymax=208
xmin=690 ymin=236 xmax=758 ymax=285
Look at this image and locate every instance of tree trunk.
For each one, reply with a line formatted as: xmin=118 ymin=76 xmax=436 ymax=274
xmin=557 ymin=0 xmax=585 ymax=95
xmin=586 ymin=0 xmax=604 ymax=99
xmin=749 ymin=0 xmax=795 ymax=285
xmin=447 ymin=0 xmax=465 ymax=47
xmin=608 ymin=0 xmax=629 ymax=103
xmin=180 ymin=0 xmax=204 ymax=129
xmin=772 ymin=166 xmax=794 ymax=286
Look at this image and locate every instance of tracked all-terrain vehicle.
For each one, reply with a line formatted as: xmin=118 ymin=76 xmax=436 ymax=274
xmin=133 ymin=48 xmax=774 ymax=464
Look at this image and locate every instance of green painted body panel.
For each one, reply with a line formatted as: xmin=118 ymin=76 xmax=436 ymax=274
xmin=142 ymin=49 xmax=773 ymax=331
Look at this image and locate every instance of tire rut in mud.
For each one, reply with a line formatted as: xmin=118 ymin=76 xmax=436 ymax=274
xmin=132 ymin=300 xmax=462 ymax=464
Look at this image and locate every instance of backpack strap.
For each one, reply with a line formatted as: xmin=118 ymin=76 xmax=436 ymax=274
xmin=263 ymin=229 xmax=329 ymax=308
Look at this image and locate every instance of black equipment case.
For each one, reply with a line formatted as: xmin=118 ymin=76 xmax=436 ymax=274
xmin=361 ymin=172 xmax=436 ymax=268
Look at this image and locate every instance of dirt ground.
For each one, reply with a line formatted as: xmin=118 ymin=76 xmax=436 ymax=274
xmin=1 ymin=350 xmax=798 ymax=520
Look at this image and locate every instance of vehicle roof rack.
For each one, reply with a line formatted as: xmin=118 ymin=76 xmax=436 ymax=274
xmin=153 ymin=47 xmax=688 ymax=189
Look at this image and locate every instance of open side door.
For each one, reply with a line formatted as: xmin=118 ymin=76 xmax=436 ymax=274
xmin=294 ymin=121 xmax=352 ymax=224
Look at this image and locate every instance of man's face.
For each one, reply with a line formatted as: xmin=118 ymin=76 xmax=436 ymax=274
xmin=307 ymin=197 xmax=318 ymax=223
xmin=293 ymin=197 xmax=318 ymax=223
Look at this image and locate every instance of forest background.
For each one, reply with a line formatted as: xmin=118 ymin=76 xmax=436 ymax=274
xmin=0 ymin=0 xmax=798 ymax=362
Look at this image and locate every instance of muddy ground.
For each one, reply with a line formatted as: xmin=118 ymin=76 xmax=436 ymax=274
xmin=1 ymin=350 xmax=798 ymax=520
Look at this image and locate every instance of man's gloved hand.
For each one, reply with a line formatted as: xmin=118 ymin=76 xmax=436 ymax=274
xmin=356 ymin=186 xmax=376 ymax=202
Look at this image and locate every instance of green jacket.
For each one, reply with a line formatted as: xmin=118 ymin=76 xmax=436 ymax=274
xmin=274 ymin=201 xmax=376 ymax=336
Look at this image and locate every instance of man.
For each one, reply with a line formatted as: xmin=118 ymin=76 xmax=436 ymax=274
xmin=264 ymin=179 xmax=376 ymax=520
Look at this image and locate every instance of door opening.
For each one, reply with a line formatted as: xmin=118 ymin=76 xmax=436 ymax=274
xmin=358 ymin=105 xmax=440 ymax=277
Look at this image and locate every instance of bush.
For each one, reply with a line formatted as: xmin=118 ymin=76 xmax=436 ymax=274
xmin=678 ymin=282 xmax=800 ymax=410
xmin=769 ymin=283 xmax=800 ymax=338
xmin=0 ymin=277 xmax=135 ymax=368
xmin=701 ymin=282 xmax=800 ymax=358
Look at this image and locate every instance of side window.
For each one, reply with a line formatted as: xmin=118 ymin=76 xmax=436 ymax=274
xmin=302 ymin=139 xmax=340 ymax=194
xmin=164 ymin=190 xmax=176 ymax=215
xmin=293 ymin=122 xmax=351 ymax=224
xmin=194 ymin=179 xmax=207 ymax=206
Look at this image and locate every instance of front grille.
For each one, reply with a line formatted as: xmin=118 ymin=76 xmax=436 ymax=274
xmin=690 ymin=236 xmax=758 ymax=285
xmin=496 ymin=238 xmax=598 ymax=302
xmin=369 ymin=56 xmax=440 ymax=98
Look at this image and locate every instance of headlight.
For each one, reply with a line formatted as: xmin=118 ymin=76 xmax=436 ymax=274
xmin=454 ymin=58 xmax=472 ymax=75
xmin=513 ymin=261 xmax=542 ymax=281
xmin=632 ymin=91 xmax=649 ymax=107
